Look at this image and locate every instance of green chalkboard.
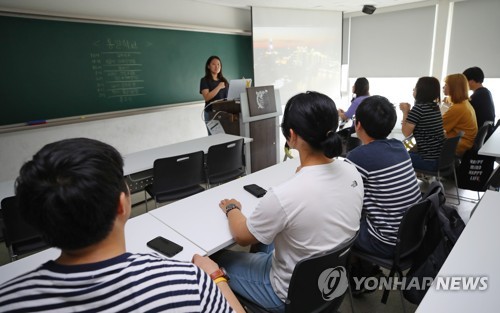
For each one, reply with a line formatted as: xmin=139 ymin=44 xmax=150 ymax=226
xmin=0 ymin=15 xmax=253 ymax=126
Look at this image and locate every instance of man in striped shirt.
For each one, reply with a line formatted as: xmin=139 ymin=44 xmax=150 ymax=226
xmin=0 ymin=138 xmax=243 ymax=313
xmin=346 ymin=96 xmax=422 ymax=260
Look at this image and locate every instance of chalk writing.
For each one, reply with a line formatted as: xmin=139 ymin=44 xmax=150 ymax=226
xmin=90 ymin=39 xmax=146 ymax=103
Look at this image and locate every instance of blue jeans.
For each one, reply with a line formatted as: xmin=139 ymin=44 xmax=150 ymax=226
xmin=204 ymin=111 xmax=211 ymax=135
xmin=409 ymin=152 xmax=438 ymax=172
xmin=213 ymin=245 xmax=285 ymax=313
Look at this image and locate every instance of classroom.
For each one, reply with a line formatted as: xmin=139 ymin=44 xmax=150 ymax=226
xmin=0 ymin=0 xmax=499 ymax=312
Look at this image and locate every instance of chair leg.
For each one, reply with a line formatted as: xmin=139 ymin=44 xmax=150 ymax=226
xmin=347 ymin=267 xmax=356 ymax=313
xmin=453 ymin=168 xmax=461 ymax=205
xmin=398 ymin=286 xmax=407 ymax=313
xmin=144 ymin=191 xmax=149 ymax=212
xmin=381 ymin=268 xmax=396 ymax=304
xmin=347 ymin=284 xmax=356 ymax=313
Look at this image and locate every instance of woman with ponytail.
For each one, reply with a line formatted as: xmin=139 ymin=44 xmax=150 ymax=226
xmin=212 ymin=91 xmax=364 ymax=312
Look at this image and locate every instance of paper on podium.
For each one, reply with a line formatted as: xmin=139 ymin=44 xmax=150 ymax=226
xmin=207 ymin=119 xmax=225 ymax=135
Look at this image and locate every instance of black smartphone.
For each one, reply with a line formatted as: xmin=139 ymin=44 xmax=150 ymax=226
xmin=244 ymin=184 xmax=267 ymax=198
xmin=147 ymin=236 xmax=183 ymax=257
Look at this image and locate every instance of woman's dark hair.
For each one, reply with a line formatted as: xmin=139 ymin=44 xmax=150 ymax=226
xmin=414 ymin=76 xmax=441 ymax=104
xmin=281 ymin=91 xmax=342 ymax=158
xmin=352 ymin=77 xmax=369 ymax=102
xmin=15 ymin=138 xmax=128 ymax=250
xmin=355 ymin=95 xmax=396 ymax=139
xmin=204 ymin=55 xmax=228 ymax=85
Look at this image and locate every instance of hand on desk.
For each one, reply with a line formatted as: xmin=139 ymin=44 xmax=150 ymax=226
xmin=219 ymin=199 xmax=242 ymax=215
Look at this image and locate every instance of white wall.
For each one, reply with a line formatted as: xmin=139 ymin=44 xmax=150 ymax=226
xmin=0 ymin=0 xmax=251 ymax=182
xmin=0 ymin=0 xmax=251 ymax=32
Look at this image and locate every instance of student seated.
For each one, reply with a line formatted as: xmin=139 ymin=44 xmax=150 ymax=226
xmin=0 ymin=138 xmax=244 ymax=313
xmin=211 ymin=91 xmax=364 ymax=312
xmin=400 ymin=76 xmax=445 ymax=172
xmin=346 ymin=96 xmax=422 ymax=290
xmin=442 ymin=73 xmax=478 ymax=157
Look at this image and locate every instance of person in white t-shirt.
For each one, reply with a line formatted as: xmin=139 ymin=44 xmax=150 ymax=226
xmin=213 ymin=91 xmax=364 ymax=312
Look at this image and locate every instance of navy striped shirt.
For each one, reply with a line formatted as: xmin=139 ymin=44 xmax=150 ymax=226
xmin=406 ymin=102 xmax=445 ymax=160
xmin=346 ymin=139 xmax=422 ymax=245
xmin=0 ymin=253 xmax=233 ymax=313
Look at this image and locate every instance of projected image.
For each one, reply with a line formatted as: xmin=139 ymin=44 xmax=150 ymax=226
xmin=253 ymin=25 xmax=342 ymax=105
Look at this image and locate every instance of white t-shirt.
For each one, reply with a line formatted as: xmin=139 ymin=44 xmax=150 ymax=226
xmin=247 ymin=161 xmax=364 ymax=301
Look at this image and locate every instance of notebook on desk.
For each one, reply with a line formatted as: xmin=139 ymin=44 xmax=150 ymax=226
xmin=227 ymin=78 xmax=252 ymax=101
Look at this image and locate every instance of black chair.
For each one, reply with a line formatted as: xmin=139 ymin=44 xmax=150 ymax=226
xmin=415 ymin=133 xmax=462 ymax=204
xmin=485 ymin=166 xmax=500 ymax=191
xmin=350 ymin=198 xmax=432 ymax=309
xmin=0 ymin=196 xmax=49 ymax=261
xmin=338 ymin=128 xmax=361 ymax=158
xmin=238 ymin=234 xmax=358 ymax=313
xmin=144 ymin=151 xmax=206 ymax=210
xmin=205 ymin=139 xmax=245 ymax=188
xmin=485 ymin=119 xmax=499 ymax=141
xmin=473 ymin=121 xmax=493 ymax=150
xmin=458 ymin=122 xmax=494 ymax=200
xmin=469 ymin=166 xmax=500 ymax=218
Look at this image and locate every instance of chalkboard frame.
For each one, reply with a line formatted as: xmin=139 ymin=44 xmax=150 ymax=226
xmin=0 ymin=12 xmax=253 ymax=131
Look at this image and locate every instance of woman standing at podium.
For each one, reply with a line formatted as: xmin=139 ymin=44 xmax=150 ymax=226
xmin=200 ymin=55 xmax=229 ymax=133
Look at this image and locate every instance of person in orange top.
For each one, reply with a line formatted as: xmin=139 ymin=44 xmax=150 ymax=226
xmin=442 ymin=73 xmax=478 ymax=156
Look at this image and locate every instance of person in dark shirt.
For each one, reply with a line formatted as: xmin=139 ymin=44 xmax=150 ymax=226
xmin=463 ymin=66 xmax=495 ymax=128
xmin=200 ymin=55 xmax=230 ymax=135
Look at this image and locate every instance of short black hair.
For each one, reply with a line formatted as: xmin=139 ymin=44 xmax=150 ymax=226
xmin=463 ymin=66 xmax=484 ymax=83
xmin=355 ymin=95 xmax=396 ymax=139
xmin=353 ymin=77 xmax=369 ymax=97
xmin=281 ymin=91 xmax=342 ymax=158
xmin=15 ymin=138 xmax=128 ymax=250
xmin=415 ymin=76 xmax=441 ymax=104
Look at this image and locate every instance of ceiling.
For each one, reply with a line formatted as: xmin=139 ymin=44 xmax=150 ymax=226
xmin=192 ymin=0 xmax=432 ymax=13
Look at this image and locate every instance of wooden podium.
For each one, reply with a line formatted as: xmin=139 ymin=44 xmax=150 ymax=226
xmin=209 ymin=100 xmax=241 ymax=136
xmin=210 ymin=87 xmax=282 ymax=173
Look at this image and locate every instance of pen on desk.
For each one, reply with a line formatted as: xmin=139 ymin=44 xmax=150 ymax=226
xmin=26 ymin=120 xmax=47 ymax=126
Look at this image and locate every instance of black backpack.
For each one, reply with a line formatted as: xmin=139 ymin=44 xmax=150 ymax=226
xmin=403 ymin=181 xmax=465 ymax=304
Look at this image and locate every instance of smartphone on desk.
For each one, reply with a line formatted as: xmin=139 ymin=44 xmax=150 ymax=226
xmin=147 ymin=236 xmax=183 ymax=258
xmin=244 ymin=184 xmax=267 ymax=198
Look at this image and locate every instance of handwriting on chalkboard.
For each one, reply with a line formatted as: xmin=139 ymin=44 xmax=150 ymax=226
xmin=90 ymin=39 xmax=146 ymax=103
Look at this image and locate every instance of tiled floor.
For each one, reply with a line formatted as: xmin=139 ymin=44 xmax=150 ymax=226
xmin=0 ymin=177 xmax=483 ymax=312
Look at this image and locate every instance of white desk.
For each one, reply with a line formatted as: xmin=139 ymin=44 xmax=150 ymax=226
xmin=0 ymin=213 xmax=206 ymax=285
xmin=123 ymin=133 xmax=252 ymax=175
xmin=416 ymin=190 xmax=500 ymax=313
xmin=0 ymin=135 xmax=253 ymax=199
xmin=478 ymin=126 xmax=500 ymax=158
xmin=150 ymin=158 xmax=300 ymax=255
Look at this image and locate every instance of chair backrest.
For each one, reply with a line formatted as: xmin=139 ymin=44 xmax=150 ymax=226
xmin=206 ymin=139 xmax=244 ymax=184
xmin=0 ymin=196 xmax=48 ymax=260
xmin=152 ymin=151 xmax=205 ymax=192
xmin=437 ymin=133 xmax=462 ymax=172
xmin=485 ymin=166 xmax=500 ymax=190
xmin=394 ymin=198 xmax=432 ymax=262
xmin=285 ymin=234 xmax=358 ymax=313
xmin=473 ymin=121 xmax=492 ymax=150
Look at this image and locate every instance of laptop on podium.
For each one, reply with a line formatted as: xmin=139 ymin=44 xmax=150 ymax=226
xmin=227 ymin=78 xmax=252 ymax=101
